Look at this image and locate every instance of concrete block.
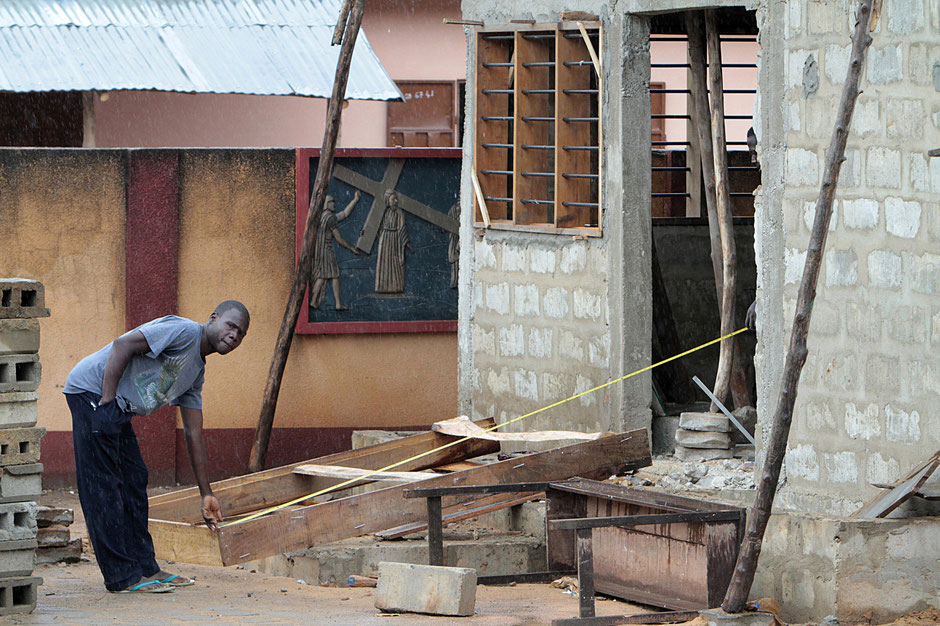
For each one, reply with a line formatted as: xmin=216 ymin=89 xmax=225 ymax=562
xmin=867 ymin=45 xmax=903 ymax=84
xmin=498 ymin=324 xmax=524 ymax=357
xmin=0 ymin=393 xmax=38 ymax=429
xmin=0 ymin=355 xmax=41 ymax=393
xmin=529 ymin=247 xmax=555 ymax=274
xmin=732 ymin=406 xmax=758 ymax=444
xmin=542 ymin=287 xmax=569 ymax=319
xmin=867 ymin=250 xmax=903 ymax=288
xmin=36 ymin=506 xmax=72 ymax=528
xmin=0 ymin=539 xmax=37 ymax=577
xmin=513 ymin=284 xmax=540 ymax=317
xmin=0 ymin=428 xmax=45 ymax=466
xmin=842 ymin=198 xmax=879 ymax=230
xmin=679 ymin=412 xmax=732 ymax=432
xmin=866 ymin=147 xmax=902 ymax=189
xmin=652 ymin=415 xmax=679 ymax=455
xmin=676 ymin=429 xmax=731 ymax=449
xmin=675 ymin=446 xmax=733 ymax=462
xmin=36 ymin=538 xmax=81 ymax=565
xmin=824 ymin=249 xmax=858 ymax=287
xmin=0 ymin=320 xmax=40 ymax=356
xmin=527 ymin=327 xmax=552 ymax=359
xmin=0 ymin=464 xmax=42 ymax=503
xmin=513 ymin=369 xmax=538 ymax=401
xmin=484 ymin=282 xmax=510 ymax=315
xmin=884 ymin=197 xmax=921 ymax=238
xmin=0 ymin=576 xmax=41 ymax=616
xmin=375 ymin=562 xmax=476 ymax=616
xmin=36 ymin=525 xmax=69 ymax=548
xmin=501 ymin=245 xmax=526 ymax=272
xmin=572 ymin=289 xmax=601 ymax=320
xmin=0 ymin=503 xmax=37 ymax=542
xmin=0 ymin=280 xmax=49 ymax=320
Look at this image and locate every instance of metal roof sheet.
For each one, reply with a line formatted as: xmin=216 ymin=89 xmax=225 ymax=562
xmin=0 ymin=0 xmax=401 ymax=99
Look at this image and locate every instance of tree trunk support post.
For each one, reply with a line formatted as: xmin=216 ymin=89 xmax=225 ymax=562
xmin=248 ymin=0 xmax=364 ymax=473
xmin=721 ymin=0 xmax=875 ymax=612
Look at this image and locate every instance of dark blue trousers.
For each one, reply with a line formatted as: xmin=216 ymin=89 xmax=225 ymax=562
xmin=67 ymin=392 xmax=160 ymax=591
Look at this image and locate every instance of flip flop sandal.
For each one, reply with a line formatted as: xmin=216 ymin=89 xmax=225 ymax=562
xmin=159 ymin=574 xmax=195 ymax=587
xmin=113 ymin=580 xmax=174 ymax=594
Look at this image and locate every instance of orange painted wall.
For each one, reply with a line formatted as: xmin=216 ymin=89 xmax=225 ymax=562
xmin=175 ymin=150 xmax=458 ymax=431
xmin=0 ymin=150 xmax=127 ymax=433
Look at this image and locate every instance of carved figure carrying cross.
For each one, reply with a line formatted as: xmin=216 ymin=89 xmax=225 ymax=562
xmin=331 ymin=159 xmax=459 ymax=254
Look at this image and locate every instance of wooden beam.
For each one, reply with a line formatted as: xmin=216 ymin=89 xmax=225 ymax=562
xmin=150 ymin=421 xmax=499 ymax=523
xmin=852 ymin=450 xmax=939 ymax=517
xmin=248 ymin=0 xmax=366 ymax=472
xmin=549 ymin=510 xmax=743 ymax=531
xmin=206 ymin=431 xmax=650 ymax=566
xmin=292 ymin=464 xmax=435 ymax=482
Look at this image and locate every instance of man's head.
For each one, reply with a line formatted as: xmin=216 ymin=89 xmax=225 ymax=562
xmin=205 ymin=300 xmax=250 ymax=355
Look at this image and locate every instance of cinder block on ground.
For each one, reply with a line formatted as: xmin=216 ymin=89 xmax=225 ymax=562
xmin=652 ymin=415 xmax=680 ymax=455
xmin=36 ymin=506 xmax=73 ymax=528
xmin=0 ymin=502 xmax=37 ymax=542
xmin=0 ymin=464 xmax=42 ymax=503
xmin=0 ymin=319 xmax=40 ymax=355
xmin=0 ymin=575 xmax=42 ymax=616
xmin=0 ymin=428 xmax=45 ymax=466
xmin=0 ymin=355 xmax=41 ymax=393
xmin=0 ymin=539 xmax=37 ymax=577
xmin=0 ymin=279 xmax=49 ymax=320
xmin=676 ymin=429 xmax=732 ymax=449
xmin=675 ymin=446 xmax=734 ymax=462
xmin=37 ymin=538 xmax=81 ymax=564
xmin=375 ymin=562 xmax=476 ymax=616
xmin=679 ymin=412 xmax=732 ymax=432
xmin=37 ymin=525 xmax=69 ymax=548
xmin=0 ymin=393 xmax=38 ymax=429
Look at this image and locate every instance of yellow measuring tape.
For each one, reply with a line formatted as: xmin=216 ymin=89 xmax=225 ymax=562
xmin=224 ymin=327 xmax=748 ymax=527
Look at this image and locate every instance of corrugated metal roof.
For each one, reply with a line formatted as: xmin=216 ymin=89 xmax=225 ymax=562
xmin=0 ymin=0 xmax=401 ymax=100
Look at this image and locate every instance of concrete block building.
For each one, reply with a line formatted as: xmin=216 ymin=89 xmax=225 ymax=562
xmin=456 ymin=0 xmax=938 ymax=621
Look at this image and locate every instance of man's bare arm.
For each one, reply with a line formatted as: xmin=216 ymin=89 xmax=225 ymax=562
xmin=338 ymin=190 xmax=361 ymax=220
xmin=180 ymin=406 xmax=223 ymax=529
xmin=100 ymin=330 xmax=150 ymax=403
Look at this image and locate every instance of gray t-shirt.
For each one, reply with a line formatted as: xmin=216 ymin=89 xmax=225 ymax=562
xmin=63 ymin=316 xmax=206 ymax=416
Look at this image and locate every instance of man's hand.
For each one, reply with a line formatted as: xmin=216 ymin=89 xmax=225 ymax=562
xmin=202 ymin=494 xmax=223 ymax=530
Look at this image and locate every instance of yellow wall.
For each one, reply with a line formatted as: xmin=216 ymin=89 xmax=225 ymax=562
xmin=0 ymin=150 xmax=127 ymax=432
xmin=176 ymin=150 xmax=458 ymax=430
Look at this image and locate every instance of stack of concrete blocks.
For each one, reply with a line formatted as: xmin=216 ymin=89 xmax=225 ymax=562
xmin=0 ymin=279 xmax=49 ymax=616
xmin=674 ymin=412 xmax=734 ymax=461
xmin=35 ymin=507 xmax=81 ymax=564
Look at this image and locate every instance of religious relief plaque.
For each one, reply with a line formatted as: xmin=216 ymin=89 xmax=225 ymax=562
xmin=295 ymin=148 xmax=462 ymax=334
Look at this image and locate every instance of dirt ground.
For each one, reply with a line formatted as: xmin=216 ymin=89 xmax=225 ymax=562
xmin=10 ymin=490 xmax=648 ymax=625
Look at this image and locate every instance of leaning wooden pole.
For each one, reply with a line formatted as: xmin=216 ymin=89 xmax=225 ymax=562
xmin=721 ymin=0 xmax=874 ymax=612
xmin=248 ymin=0 xmax=365 ymax=473
xmin=704 ymin=10 xmax=736 ymax=412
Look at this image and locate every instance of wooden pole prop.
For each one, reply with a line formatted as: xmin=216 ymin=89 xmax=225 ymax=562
xmin=721 ymin=0 xmax=874 ymax=611
xmin=704 ymin=11 xmax=737 ymax=412
xmin=248 ymin=0 xmax=366 ymax=473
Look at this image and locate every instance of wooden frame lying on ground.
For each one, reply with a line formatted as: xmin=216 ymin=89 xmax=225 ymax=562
xmin=148 ymin=424 xmax=651 ymax=567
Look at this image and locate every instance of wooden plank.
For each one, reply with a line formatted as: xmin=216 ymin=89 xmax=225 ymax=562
xmin=546 ymin=486 xmax=588 ymax=571
xmin=475 ymin=31 xmax=514 ymax=222
xmin=549 ymin=510 xmax=742 ymax=530
xmin=405 ymin=482 xmax=551 ymax=498
xmin=555 ymin=28 xmax=594 ymax=229
xmin=514 ymin=28 xmax=553 ymax=225
xmin=149 ymin=420 xmax=499 ymax=523
xmin=433 ymin=416 xmax=600 ymax=441
xmin=552 ymin=610 xmax=700 ymax=626
xmin=852 ymin=451 xmax=939 ymax=518
xmin=705 ymin=520 xmax=743 ymax=607
xmin=375 ymin=492 xmax=541 ymax=539
xmin=292 ymin=464 xmax=435 ymax=482
xmin=149 ymin=520 xmax=223 ymax=567
xmin=427 ymin=496 xmax=444 ymax=565
xmin=435 ymin=461 xmax=485 ymax=472
xmin=210 ymin=431 xmax=650 ymax=566
xmin=551 ymin=477 xmax=738 ymax=512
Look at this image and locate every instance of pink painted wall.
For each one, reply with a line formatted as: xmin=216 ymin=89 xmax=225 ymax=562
xmin=94 ymin=0 xmax=465 ymax=149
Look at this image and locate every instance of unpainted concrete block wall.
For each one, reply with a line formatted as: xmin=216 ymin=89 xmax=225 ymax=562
xmin=756 ymin=0 xmax=940 ymax=515
xmin=459 ymin=1 xmax=653 ymax=437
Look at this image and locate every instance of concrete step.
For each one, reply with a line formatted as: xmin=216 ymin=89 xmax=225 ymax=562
xmin=250 ymin=532 xmax=547 ymax=587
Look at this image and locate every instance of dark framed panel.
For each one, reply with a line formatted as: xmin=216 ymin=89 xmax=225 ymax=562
xmin=295 ymin=148 xmax=462 ymax=335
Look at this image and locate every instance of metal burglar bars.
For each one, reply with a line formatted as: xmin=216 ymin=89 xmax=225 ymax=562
xmin=649 ymin=33 xmax=759 ymax=218
xmin=475 ymin=23 xmax=602 ymax=234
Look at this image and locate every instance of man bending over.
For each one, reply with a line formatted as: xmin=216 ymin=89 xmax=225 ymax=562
xmin=63 ymin=301 xmax=249 ymax=594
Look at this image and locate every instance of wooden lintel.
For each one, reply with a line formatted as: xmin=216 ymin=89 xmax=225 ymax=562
xmin=211 ymin=430 xmax=650 ymax=566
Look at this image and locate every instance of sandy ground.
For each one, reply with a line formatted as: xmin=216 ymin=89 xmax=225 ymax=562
xmin=10 ymin=490 xmax=648 ymax=625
